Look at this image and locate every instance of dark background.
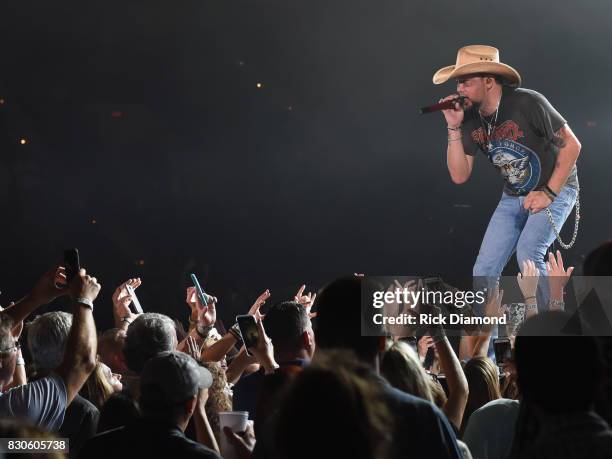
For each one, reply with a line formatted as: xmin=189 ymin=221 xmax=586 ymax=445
xmin=1 ymin=0 xmax=610 ymax=329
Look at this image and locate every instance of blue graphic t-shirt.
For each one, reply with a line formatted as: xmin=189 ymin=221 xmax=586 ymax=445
xmin=461 ymin=86 xmax=578 ymax=195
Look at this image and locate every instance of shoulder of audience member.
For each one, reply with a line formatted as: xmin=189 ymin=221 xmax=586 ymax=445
xmin=78 ymin=426 xmax=126 ymax=459
xmin=71 ymin=393 xmax=100 ymax=415
xmin=179 ymin=434 xmax=223 ymax=458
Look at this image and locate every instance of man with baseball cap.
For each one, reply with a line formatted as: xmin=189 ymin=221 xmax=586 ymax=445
xmin=435 ymin=45 xmax=581 ymax=351
xmin=80 ymin=351 xmax=220 ymax=458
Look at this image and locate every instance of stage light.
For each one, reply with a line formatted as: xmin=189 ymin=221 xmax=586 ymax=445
xmin=256 ymin=82 xmax=263 ymax=89
xmin=19 ymin=138 xmax=27 ymax=145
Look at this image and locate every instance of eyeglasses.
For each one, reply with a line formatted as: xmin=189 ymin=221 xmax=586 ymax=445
xmin=0 ymin=342 xmax=20 ymax=359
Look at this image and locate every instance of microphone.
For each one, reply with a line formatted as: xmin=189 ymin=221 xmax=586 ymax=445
xmin=420 ymin=96 xmax=467 ymax=115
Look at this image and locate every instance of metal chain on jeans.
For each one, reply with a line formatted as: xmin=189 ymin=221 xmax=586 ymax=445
xmin=545 ymin=187 xmax=580 ymax=249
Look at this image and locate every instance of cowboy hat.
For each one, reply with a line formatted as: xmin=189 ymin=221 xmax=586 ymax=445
xmin=432 ymin=45 xmax=521 ymax=87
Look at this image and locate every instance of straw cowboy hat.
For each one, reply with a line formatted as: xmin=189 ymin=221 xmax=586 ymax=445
xmin=432 ymin=45 xmax=521 ymax=87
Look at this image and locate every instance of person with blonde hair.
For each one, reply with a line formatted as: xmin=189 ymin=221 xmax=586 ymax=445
xmin=80 ymin=362 xmax=122 ymax=410
xmin=461 ymin=357 xmax=501 ymax=435
xmin=382 ymin=341 xmax=433 ymax=402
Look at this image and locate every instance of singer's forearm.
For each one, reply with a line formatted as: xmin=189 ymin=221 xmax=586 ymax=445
xmin=447 ymin=141 xmax=473 ymax=184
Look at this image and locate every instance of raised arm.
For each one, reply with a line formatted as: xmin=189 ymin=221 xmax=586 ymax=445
xmin=55 ymin=268 xmax=100 ymax=405
xmin=517 ymin=259 xmax=539 ymax=319
xmin=471 ymin=287 xmax=504 ymax=359
xmin=3 ymin=267 xmax=68 ymax=325
xmin=435 ymin=335 xmax=469 ymax=431
xmin=546 ymin=250 xmax=574 ymax=311
xmin=424 ymin=304 xmax=469 ymax=430
xmin=226 ymin=346 xmax=260 ymax=385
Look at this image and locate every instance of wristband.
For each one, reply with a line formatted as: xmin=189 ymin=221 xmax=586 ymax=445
xmin=544 ymin=185 xmax=558 ymax=198
xmin=16 ymin=357 xmax=25 ymax=366
xmin=229 ymin=323 xmax=242 ymax=341
xmin=447 ymin=125 xmax=462 ymax=131
xmin=540 ymin=187 xmax=556 ymax=202
xmin=75 ymin=298 xmax=94 ymax=310
xmin=524 ymin=296 xmax=536 ymax=302
xmin=121 ymin=316 xmax=133 ymax=325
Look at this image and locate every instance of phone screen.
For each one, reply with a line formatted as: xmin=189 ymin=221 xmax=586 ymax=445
xmin=236 ymin=315 xmax=260 ymax=355
xmin=125 ymin=284 xmax=144 ymax=313
xmin=423 ymin=347 xmax=436 ymax=370
xmin=64 ymin=249 xmax=80 ymax=283
xmin=493 ymin=338 xmax=512 ymax=365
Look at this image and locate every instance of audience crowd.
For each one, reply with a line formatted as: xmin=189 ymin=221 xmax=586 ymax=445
xmin=1 ymin=241 xmax=612 ymax=459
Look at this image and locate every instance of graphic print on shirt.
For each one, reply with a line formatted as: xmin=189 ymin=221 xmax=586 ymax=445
xmin=471 ymin=120 xmax=541 ymax=194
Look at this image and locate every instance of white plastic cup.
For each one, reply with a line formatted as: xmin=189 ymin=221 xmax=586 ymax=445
xmin=219 ymin=411 xmax=249 ymax=459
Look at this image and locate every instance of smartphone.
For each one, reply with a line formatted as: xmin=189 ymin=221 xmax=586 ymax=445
xmin=236 ymin=314 xmax=260 ymax=356
xmin=125 ymin=284 xmax=144 ymax=314
xmin=493 ymin=338 xmax=512 ymax=366
xmin=423 ymin=346 xmax=436 ymax=370
xmin=190 ymin=273 xmax=210 ymax=306
xmin=422 ymin=277 xmax=445 ymax=306
xmin=437 ymin=374 xmax=449 ymax=396
xmin=423 ymin=277 xmax=445 ymax=292
xmin=64 ymin=249 xmax=80 ymax=284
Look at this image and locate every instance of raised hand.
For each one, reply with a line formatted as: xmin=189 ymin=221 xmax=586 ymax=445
xmin=294 ymin=285 xmax=317 ymax=318
xmin=247 ymin=318 xmax=277 ymax=374
xmin=546 ymin=250 xmax=574 ymax=300
xmin=517 ymin=259 xmax=539 ymax=301
xmin=418 ymin=335 xmax=435 ymax=362
xmin=112 ymin=278 xmax=141 ymax=325
xmin=186 ymin=286 xmax=217 ymax=327
xmin=247 ymin=289 xmax=270 ymax=321
xmin=29 ymin=266 xmax=69 ymax=305
xmin=484 ymin=285 xmax=504 ymax=320
xmin=69 ymin=268 xmax=102 ymax=303
xmin=185 ymin=335 xmax=203 ymax=362
xmin=383 ymin=280 xmax=418 ymax=338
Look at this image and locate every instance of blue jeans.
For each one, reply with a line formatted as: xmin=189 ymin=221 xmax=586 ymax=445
xmin=473 ymin=185 xmax=578 ymax=314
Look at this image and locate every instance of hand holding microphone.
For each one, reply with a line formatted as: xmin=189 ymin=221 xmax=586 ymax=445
xmin=420 ymin=94 xmax=467 ymax=128
xmin=440 ymin=95 xmax=466 ymax=128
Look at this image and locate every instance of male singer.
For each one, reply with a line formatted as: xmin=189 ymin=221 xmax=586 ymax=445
xmin=433 ymin=45 xmax=580 ymax=322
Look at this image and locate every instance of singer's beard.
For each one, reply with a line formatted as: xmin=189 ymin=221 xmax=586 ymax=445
xmin=468 ymin=98 xmax=481 ymax=110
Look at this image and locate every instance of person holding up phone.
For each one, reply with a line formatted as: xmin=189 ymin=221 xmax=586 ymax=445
xmin=112 ymin=278 xmax=143 ymax=331
xmin=0 ymin=266 xmax=100 ymax=431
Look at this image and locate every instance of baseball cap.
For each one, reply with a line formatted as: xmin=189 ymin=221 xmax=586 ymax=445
xmin=140 ymin=351 xmax=213 ymax=404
